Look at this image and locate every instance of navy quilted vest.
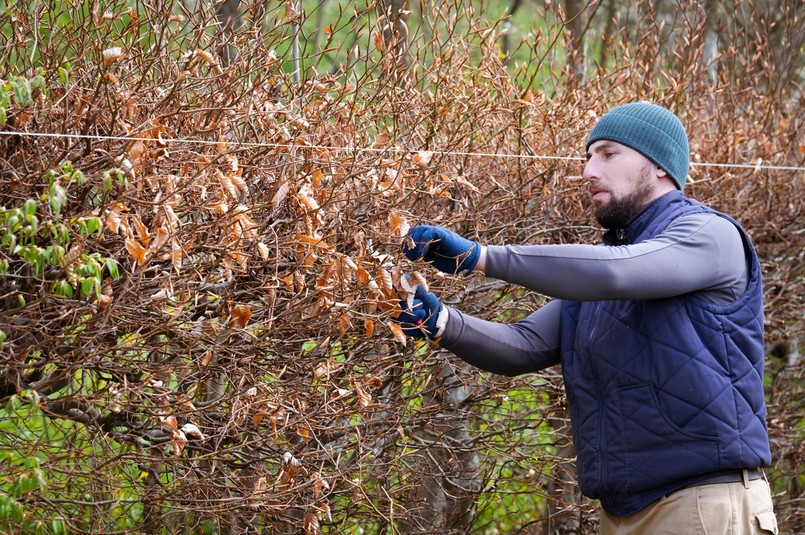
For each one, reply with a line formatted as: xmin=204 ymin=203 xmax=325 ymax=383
xmin=559 ymin=191 xmax=770 ymax=516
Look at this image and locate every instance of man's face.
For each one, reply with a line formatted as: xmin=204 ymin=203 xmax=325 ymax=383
xmin=584 ymin=140 xmax=668 ymax=229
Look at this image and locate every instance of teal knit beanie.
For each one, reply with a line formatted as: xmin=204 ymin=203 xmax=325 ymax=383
xmin=586 ymin=102 xmax=690 ymax=190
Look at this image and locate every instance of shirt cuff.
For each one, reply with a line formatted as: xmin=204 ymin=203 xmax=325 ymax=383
xmin=434 ymin=305 xmax=450 ymax=340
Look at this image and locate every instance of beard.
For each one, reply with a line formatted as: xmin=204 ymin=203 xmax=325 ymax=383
xmin=594 ymin=165 xmax=656 ymax=229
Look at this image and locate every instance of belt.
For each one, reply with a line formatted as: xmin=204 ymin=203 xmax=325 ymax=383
xmin=693 ymin=468 xmax=763 ymax=487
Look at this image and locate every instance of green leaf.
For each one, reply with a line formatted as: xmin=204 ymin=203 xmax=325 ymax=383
xmin=106 ymin=258 xmax=120 ymax=279
xmin=80 ymin=278 xmax=95 ymax=298
xmin=30 ymin=75 xmax=44 ymax=90
xmin=52 ymin=519 xmax=66 ymax=535
xmin=85 ymin=217 xmax=101 ymax=236
xmin=12 ymin=78 xmax=32 ymax=106
xmin=53 ymin=223 xmax=70 ymax=245
xmin=58 ymin=68 xmax=70 ymax=86
xmin=49 ymin=183 xmax=67 ymax=218
xmin=83 ymin=259 xmax=101 ymax=279
xmin=23 ymin=198 xmax=37 ymax=216
xmin=52 ymin=280 xmax=73 ymax=297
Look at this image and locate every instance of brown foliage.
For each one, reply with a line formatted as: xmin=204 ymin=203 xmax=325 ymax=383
xmin=0 ymin=1 xmax=802 ymax=533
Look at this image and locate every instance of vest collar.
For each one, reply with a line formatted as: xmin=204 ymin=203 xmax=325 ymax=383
xmin=602 ymin=190 xmax=687 ymax=246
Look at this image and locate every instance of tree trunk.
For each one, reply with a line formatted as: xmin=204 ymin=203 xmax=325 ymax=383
xmin=376 ymin=0 xmax=411 ymax=79
xmin=216 ymin=0 xmax=242 ymax=65
xmin=400 ymin=358 xmax=481 ymax=533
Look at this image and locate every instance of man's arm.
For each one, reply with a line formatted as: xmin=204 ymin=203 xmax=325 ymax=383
xmin=481 ymin=214 xmax=747 ymax=304
xmin=438 ymin=299 xmax=563 ymax=376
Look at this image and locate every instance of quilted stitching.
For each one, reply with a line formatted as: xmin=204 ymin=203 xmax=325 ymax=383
xmin=560 ymin=193 xmax=770 ymax=517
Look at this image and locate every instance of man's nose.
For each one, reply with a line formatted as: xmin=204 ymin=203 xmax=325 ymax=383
xmin=583 ymin=160 xmax=597 ymax=181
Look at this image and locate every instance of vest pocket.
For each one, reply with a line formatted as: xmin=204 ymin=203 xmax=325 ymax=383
xmin=615 ymin=384 xmax=723 ymax=494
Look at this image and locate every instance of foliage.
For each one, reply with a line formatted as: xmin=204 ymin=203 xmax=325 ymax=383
xmin=0 ymin=0 xmax=803 ymax=534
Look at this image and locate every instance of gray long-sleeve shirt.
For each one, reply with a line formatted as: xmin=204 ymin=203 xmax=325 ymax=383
xmin=439 ymin=213 xmax=749 ymax=376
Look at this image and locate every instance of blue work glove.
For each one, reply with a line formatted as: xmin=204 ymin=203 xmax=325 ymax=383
xmin=393 ymin=284 xmax=444 ymax=341
xmin=402 ymin=225 xmax=480 ymax=275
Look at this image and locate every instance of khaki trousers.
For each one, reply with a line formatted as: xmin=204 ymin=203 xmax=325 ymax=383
xmin=600 ymin=473 xmax=778 ymax=535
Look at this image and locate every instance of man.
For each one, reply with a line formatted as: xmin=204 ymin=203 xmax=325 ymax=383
xmin=395 ymin=102 xmax=779 ymax=534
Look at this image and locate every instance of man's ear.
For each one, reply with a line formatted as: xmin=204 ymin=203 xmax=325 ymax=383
xmin=653 ymin=166 xmax=677 ymax=191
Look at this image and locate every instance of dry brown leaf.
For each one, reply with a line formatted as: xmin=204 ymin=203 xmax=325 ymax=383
xmin=350 ymin=376 xmax=372 ymax=408
xmin=454 ymin=175 xmax=479 ymax=192
xmin=171 ymin=431 xmax=186 ymax=457
xmin=209 ymin=201 xmax=228 ymax=214
xmin=148 ymin=224 xmax=170 ymax=256
xmin=373 ymin=132 xmax=391 ymax=148
xmin=279 ymin=452 xmax=302 ymax=487
xmin=230 ymin=304 xmax=252 ymax=328
xmin=313 ymin=473 xmax=330 ymax=500
xmin=98 ymin=293 xmax=113 ymax=308
xmin=271 ymin=180 xmax=290 ymax=207
xmin=180 ymin=423 xmax=205 ymax=440
xmin=391 ymin=266 xmax=417 ymax=307
xmin=388 ymin=211 xmax=410 ymax=237
xmin=127 ymin=139 xmax=146 ymax=163
xmin=257 ymin=242 xmax=270 ymax=260
xmin=64 ymin=245 xmax=85 ymax=271
xmin=195 ymin=48 xmax=223 ymax=75
xmin=373 ymin=31 xmax=384 ymax=53
xmin=297 ymin=184 xmax=320 ymax=212
xmin=410 ymin=271 xmax=429 ymax=293
xmin=232 ymin=207 xmax=258 ymax=239
xmin=131 ymin=217 xmax=151 ymax=246
xmin=171 ymin=241 xmax=183 ymax=271
xmin=311 ymin=169 xmax=324 ymax=187
xmin=161 ymin=415 xmax=179 ymax=432
xmin=411 ymin=150 xmax=433 ymax=168
xmin=218 ymin=170 xmax=238 ymax=200
xmin=102 ymin=47 xmax=123 ymax=68
xmin=296 ymin=234 xmax=333 ymax=249
xmin=337 ymin=313 xmax=351 ymax=336
xmin=284 ymin=0 xmax=299 ymax=20
xmin=230 ymin=173 xmax=248 ymax=195
xmin=124 ymin=238 xmax=147 ymax=265
xmin=364 ymin=318 xmax=375 ymax=338
xmin=303 ymin=509 xmax=321 ymax=535
xmin=377 ymin=268 xmax=393 ymax=293
xmin=387 ymin=322 xmax=406 ymax=346
xmin=355 ymin=266 xmax=370 ymax=285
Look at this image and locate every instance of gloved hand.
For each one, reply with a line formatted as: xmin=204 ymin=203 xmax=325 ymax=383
xmin=402 ymin=225 xmax=480 ymax=275
xmin=393 ymin=284 xmax=444 ymax=340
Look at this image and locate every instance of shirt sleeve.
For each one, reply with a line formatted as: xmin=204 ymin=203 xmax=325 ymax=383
xmin=438 ymin=299 xmax=562 ymax=376
xmin=484 ymin=214 xmax=748 ymax=304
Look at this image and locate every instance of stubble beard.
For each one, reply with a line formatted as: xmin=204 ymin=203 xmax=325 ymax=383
xmin=594 ymin=166 xmax=656 ymax=230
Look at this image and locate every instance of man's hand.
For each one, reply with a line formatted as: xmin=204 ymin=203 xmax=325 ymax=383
xmin=393 ymin=284 xmax=445 ymax=340
xmin=402 ymin=225 xmax=480 ymax=275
